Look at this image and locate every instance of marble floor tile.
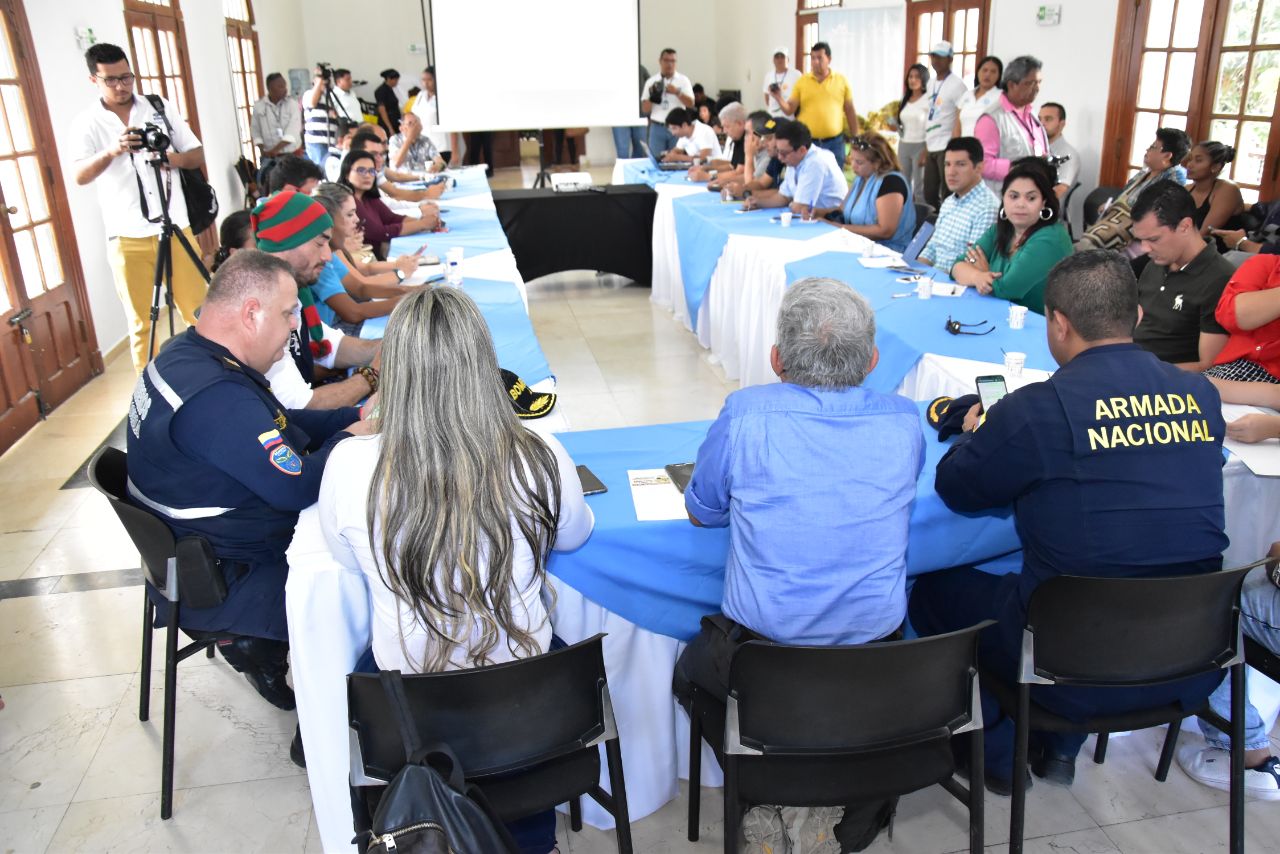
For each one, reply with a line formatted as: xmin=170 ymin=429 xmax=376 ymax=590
xmin=21 ymin=523 xmax=139 ymax=579
xmin=977 ymin=826 xmax=1121 ymax=854
xmin=0 ymin=587 xmax=147 ymax=686
xmin=75 ymin=665 xmax=302 ymax=802
xmin=0 ymin=479 xmax=91 ymax=534
xmin=0 ymin=416 xmax=122 ymax=485
xmin=555 ymin=393 xmax=629 ymax=432
xmin=597 ymin=353 xmax=728 ymax=394
xmin=0 ymin=674 xmax=131 ymax=811
xmin=613 ymin=384 xmax=731 ymax=427
xmin=0 ymin=804 xmax=68 ymax=854
xmin=1068 ymin=728 xmax=1229 ymax=826
xmin=0 ymin=529 xmax=58 ymax=582
xmin=302 ymin=808 xmax=323 ymax=854
xmin=550 ymin=359 xmax=614 ymax=397
xmin=1100 ymin=800 xmax=1280 ymax=853
xmin=47 ymin=774 xmax=312 ymax=854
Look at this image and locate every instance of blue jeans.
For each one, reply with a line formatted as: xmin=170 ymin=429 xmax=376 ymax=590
xmin=612 ymin=125 xmax=647 ymax=160
xmin=813 ymin=135 xmax=846 ymax=169
xmin=1199 ymin=566 xmax=1278 ymax=751
xmin=305 ymin=142 xmax=329 ymax=167
xmin=353 ymin=638 xmax=565 ymax=854
xmin=645 ymin=121 xmax=676 ymax=157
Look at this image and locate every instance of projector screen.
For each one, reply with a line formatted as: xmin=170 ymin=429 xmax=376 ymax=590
xmin=429 ymin=0 xmax=641 ymax=132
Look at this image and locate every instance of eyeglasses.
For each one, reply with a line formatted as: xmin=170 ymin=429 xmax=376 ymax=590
xmin=945 ymin=316 xmax=994 ymax=336
xmin=353 ymin=167 xmax=377 ymax=176
xmin=96 ymin=72 xmax=136 ymax=88
xmin=849 ymin=136 xmax=872 ymax=151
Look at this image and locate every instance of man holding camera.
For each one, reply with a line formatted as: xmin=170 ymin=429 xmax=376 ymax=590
xmin=72 ymin=42 xmax=208 ymax=373
xmin=640 ymin=48 xmax=694 ymax=157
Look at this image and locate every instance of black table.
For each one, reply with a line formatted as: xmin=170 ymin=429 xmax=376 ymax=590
xmin=492 ymin=185 xmax=657 ymax=285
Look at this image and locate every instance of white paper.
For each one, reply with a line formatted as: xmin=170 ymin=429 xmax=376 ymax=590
xmin=627 ymin=468 xmax=688 ymax=522
xmin=931 ymin=281 xmax=965 ymax=297
xmin=857 ymin=255 xmax=901 ymax=268
xmin=1221 ymin=404 xmax=1280 ymax=477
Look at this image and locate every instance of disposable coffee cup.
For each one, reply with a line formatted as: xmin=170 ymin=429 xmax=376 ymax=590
xmin=780 ymin=211 xmax=793 ymax=228
xmin=1004 ymin=351 xmax=1026 ymax=377
xmin=1008 ymin=305 xmax=1028 ymax=329
xmin=916 ymin=278 xmax=932 ymax=300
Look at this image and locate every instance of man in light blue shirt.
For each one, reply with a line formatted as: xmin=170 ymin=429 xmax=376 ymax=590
xmin=918 ymin=136 xmax=1000 ymax=271
xmin=745 ymin=121 xmax=848 ymax=215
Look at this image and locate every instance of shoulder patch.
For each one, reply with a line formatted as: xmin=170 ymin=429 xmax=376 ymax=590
xmin=258 ymin=429 xmax=283 ymax=450
xmin=269 ymin=444 xmax=303 ymax=475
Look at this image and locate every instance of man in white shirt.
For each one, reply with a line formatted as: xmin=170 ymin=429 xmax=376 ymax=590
xmin=762 ymin=47 xmax=801 ymax=119
xmin=1039 ymin=102 xmax=1081 ymax=200
xmin=71 ymin=42 xmax=208 ymax=373
xmin=304 ymin=67 xmax=361 ymax=165
xmin=640 ymin=48 xmax=694 ymax=156
xmin=744 ymin=121 xmax=848 ymax=214
xmin=251 ymin=72 xmax=302 ymax=184
xmin=922 ymin=41 xmax=970 ymax=209
xmin=328 ymin=69 xmax=364 ymax=128
xmin=663 ymin=107 xmax=722 ymax=162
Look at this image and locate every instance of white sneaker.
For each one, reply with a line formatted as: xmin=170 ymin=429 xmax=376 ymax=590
xmin=742 ymin=805 xmax=792 ymax=854
xmin=791 ymin=806 xmax=843 ymax=854
xmin=1178 ymin=745 xmax=1280 ymax=801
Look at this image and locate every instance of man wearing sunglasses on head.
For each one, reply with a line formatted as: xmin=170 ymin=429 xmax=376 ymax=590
xmin=71 ymin=42 xmax=208 ymax=373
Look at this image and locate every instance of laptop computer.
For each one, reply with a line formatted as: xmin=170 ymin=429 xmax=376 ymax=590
xmin=899 ymin=220 xmax=934 ymax=268
xmin=646 ymin=142 xmax=693 ymax=172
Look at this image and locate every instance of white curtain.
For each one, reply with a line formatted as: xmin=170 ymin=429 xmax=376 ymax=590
xmin=818 ymin=5 xmax=906 ymax=121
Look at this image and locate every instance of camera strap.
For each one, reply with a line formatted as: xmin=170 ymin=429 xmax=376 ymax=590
xmin=132 ymin=94 xmax=175 ymax=225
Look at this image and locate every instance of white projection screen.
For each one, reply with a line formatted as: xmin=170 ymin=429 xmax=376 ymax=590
xmin=428 ymin=0 xmax=641 ymax=132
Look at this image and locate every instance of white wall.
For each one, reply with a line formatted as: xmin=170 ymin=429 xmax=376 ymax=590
xmin=640 ymin=0 xmax=718 ymax=95
xmin=985 ymin=0 xmax=1119 ymax=225
xmin=298 ymin=1 xmax=430 ymax=107
xmin=713 ymin=0 xmax=795 ymax=113
xmin=254 ymin=0 xmax=307 ymax=83
xmin=28 ymin=0 xmax=261 ymax=358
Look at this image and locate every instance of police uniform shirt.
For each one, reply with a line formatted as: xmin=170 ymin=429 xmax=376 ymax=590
xmin=127 ymin=328 xmax=359 ymax=569
xmin=936 ymin=343 xmax=1228 ymax=622
xmin=1134 ymin=242 xmax=1233 ymax=365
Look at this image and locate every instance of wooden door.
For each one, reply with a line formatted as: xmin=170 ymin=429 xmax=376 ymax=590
xmin=905 ymin=0 xmax=989 ymax=80
xmin=0 ymin=0 xmax=99 ymax=455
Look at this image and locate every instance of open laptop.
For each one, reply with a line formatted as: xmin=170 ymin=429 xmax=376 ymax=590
xmin=645 ymin=141 xmax=692 ymax=172
xmin=899 ymin=220 xmax=934 ymax=268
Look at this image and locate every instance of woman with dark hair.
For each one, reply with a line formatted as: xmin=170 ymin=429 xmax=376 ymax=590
xmin=950 ymin=158 xmax=1072 ymax=313
xmin=892 ymin=63 xmax=930 ymax=196
xmin=954 ymin=55 xmax=1003 ymax=137
xmin=211 ymin=209 xmax=254 ymax=272
xmin=338 ymin=149 xmax=434 ymax=258
xmin=317 ymin=285 xmax=593 ymax=854
xmin=1186 ymin=140 xmax=1245 ymax=238
xmin=825 ymin=132 xmax=917 ymax=252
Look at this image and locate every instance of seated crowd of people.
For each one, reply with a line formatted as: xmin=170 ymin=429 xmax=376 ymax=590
xmin=103 ymin=36 xmax=1280 ymax=854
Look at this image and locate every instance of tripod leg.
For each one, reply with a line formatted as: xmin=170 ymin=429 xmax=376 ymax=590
xmin=170 ymin=227 xmax=211 ymax=283
xmin=147 ymin=232 xmax=172 ymax=364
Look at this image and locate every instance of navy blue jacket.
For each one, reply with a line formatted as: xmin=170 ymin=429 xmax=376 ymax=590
xmin=126 ymin=329 xmax=357 ymax=637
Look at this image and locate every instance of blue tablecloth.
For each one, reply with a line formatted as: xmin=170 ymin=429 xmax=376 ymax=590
xmin=784 ymin=251 xmax=1056 ymax=394
xmin=440 ymin=167 xmax=494 ymax=198
xmin=548 ymin=402 xmax=1020 ymax=641
xmin=621 ymin=159 xmax=697 ymax=187
xmin=360 ymin=278 xmax=553 ymax=385
xmin=673 ymin=193 xmax=840 ymax=329
xmin=390 ymin=205 xmax=513 ymax=258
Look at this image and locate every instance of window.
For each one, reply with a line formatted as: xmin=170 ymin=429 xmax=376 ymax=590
xmin=123 ymin=0 xmax=200 ymax=134
xmin=225 ymin=0 xmax=263 ymax=167
xmin=1102 ymin=0 xmax=1279 ymax=202
xmin=796 ymin=0 xmax=840 ymax=73
xmin=904 ymin=0 xmax=989 ymax=82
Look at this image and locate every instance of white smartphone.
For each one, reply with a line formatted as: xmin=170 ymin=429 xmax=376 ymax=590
xmin=975 ymin=374 xmax=1008 ymax=413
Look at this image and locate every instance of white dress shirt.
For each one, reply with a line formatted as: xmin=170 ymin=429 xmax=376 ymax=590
xmin=264 ymin=319 xmax=344 ymax=409
xmin=676 ymin=120 xmax=723 ymax=159
xmin=69 ymin=94 xmax=200 ymax=238
xmin=640 ymin=71 xmax=693 ymax=124
xmin=251 ymin=94 xmax=302 ymax=149
xmin=762 ymin=67 xmax=801 ymax=118
xmin=923 ymin=72 xmax=969 ymax=151
xmin=330 ymin=86 xmax=364 ymax=124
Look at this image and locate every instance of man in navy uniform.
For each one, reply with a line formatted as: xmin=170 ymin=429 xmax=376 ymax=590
xmin=126 ymin=248 xmax=370 ymax=737
xmin=910 ymin=250 xmax=1228 ymax=794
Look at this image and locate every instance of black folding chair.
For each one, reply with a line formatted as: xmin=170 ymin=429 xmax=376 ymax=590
xmin=685 ymin=622 xmax=992 ymax=854
xmin=1061 ymin=181 xmax=1081 ymax=237
xmin=348 ymin=634 xmax=633 ymax=853
xmin=86 ymin=446 xmax=227 ymax=820
xmin=914 ymin=201 xmax=937 ymax=228
xmin=981 ymin=568 xmax=1251 ymax=854
xmin=1081 ymin=184 xmax=1124 ymax=229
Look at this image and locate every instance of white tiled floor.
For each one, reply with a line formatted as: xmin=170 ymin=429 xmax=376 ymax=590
xmin=0 ymin=166 xmax=1273 ymax=853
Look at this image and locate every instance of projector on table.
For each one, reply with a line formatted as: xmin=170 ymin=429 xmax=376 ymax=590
xmin=550 ymin=172 xmax=594 ymax=193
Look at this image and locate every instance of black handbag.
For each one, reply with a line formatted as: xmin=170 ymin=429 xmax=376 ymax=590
xmin=359 ymin=671 xmax=519 ymax=854
xmin=144 ymin=94 xmax=219 ymax=234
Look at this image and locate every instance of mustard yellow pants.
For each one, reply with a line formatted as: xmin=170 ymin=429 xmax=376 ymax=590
xmin=108 ymin=228 xmax=207 ymax=372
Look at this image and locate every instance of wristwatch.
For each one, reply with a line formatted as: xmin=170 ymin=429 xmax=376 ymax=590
xmin=355 ymin=365 xmax=379 ymax=394
xmin=1235 ymin=235 xmax=1249 ymax=251
xmin=395 ymin=268 xmax=406 ymax=283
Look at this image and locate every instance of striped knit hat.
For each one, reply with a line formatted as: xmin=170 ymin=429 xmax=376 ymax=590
xmin=250 ymin=190 xmax=332 ymax=252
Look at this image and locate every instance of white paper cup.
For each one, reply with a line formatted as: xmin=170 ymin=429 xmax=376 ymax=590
xmin=1004 ymin=351 xmax=1026 ymax=377
xmin=1008 ymin=305 xmax=1028 ymax=329
xmin=780 ymin=211 xmax=793 ymax=228
xmin=916 ymin=278 xmax=932 ymax=300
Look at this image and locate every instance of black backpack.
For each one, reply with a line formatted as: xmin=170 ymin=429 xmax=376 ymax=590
xmin=358 ymin=671 xmax=518 ymax=854
xmin=144 ymin=94 xmax=219 ymax=234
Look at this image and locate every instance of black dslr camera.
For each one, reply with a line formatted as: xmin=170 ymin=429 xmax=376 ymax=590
xmin=128 ymin=122 xmax=170 ymax=153
xmin=649 ymin=80 xmax=664 ymax=104
xmin=315 ymin=62 xmax=333 ymax=83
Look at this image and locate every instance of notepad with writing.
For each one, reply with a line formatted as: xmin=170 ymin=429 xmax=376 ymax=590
xmin=627 ymin=469 xmax=688 ymax=521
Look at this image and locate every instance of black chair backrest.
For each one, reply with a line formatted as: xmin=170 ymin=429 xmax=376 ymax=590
xmin=1024 ymin=568 xmax=1250 ymax=687
xmin=1062 ymin=181 xmax=1081 ymax=223
xmin=914 ymin=201 xmax=937 ymax=227
xmin=728 ymin=622 xmax=989 ymax=755
xmin=349 ymin=634 xmax=613 ymax=781
xmin=87 ymin=446 xmax=175 ymax=591
xmin=1082 ymin=184 xmax=1123 ymax=229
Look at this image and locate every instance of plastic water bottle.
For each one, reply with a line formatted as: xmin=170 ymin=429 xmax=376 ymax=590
xmin=445 ymin=247 xmax=464 ymax=287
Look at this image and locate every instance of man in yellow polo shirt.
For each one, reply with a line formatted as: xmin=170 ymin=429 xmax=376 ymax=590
xmin=781 ymin=41 xmax=859 ymax=168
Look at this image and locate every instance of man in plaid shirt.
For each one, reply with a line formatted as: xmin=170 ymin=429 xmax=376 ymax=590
xmin=918 ymin=137 xmax=1000 ymax=272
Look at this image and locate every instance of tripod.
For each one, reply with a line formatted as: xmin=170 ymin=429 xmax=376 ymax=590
xmin=532 ymin=130 xmax=553 ymax=189
xmin=145 ymin=153 xmax=211 ymax=363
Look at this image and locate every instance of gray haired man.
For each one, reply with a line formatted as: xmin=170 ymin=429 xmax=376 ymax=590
xmin=973 ymin=55 xmax=1049 ymax=194
xmin=673 ymin=277 xmax=925 ymax=851
xmin=689 ymin=101 xmax=749 ymax=184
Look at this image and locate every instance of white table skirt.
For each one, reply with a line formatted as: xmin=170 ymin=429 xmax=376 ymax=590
xmin=650 ymin=183 xmax=705 ymax=326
